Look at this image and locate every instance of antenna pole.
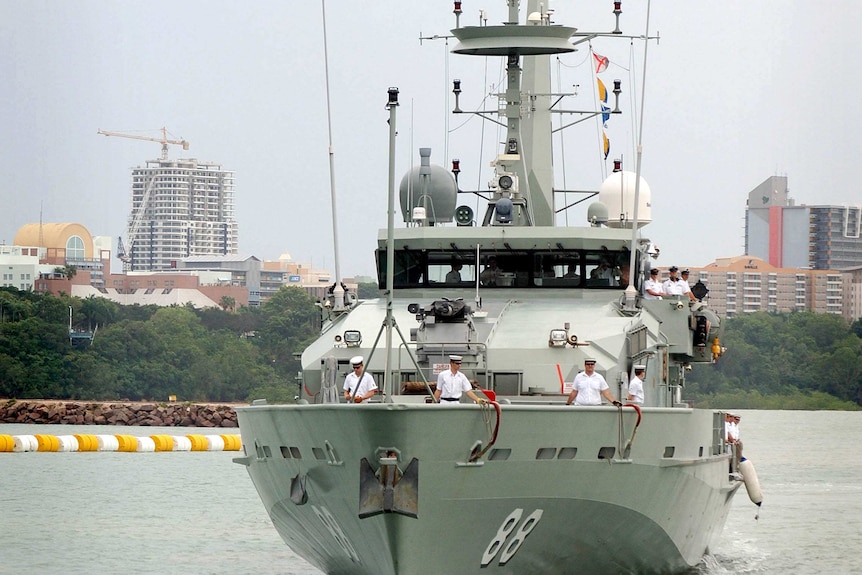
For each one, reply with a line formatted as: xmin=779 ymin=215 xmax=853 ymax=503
xmin=626 ymin=0 xmax=653 ymax=308
xmin=321 ymin=0 xmax=344 ymax=309
xmin=383 ymin=88 xmax=399 ymax=397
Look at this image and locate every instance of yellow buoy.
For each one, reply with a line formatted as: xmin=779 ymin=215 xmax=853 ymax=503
xmin=150 ymin=434 xmax=174 ymax=452
xmin=115 ymin=434 xmax=138 ymax=452
xmin=0 ymin=434 xmax=14 ymax=452
xmin=220 ymin=434 xmax=242 ymax=451
xmin=35 ymin=434 xmax=60 ymax=452
xmin=186 ymin=434 xmax=208 ymax=451
xmin=74 ymin=434 xmax=99 ymax=452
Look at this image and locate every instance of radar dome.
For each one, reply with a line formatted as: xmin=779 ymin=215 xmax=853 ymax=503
xmin=399 ymin=148 xmax=457 ymax=224
xmin=587 ymin=201 xmax=609 ymax=226
xmin=598 ymin=170 xmax=652 ymax=229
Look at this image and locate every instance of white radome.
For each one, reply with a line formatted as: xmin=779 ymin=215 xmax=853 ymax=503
xmin=598 ymin=170 xmax=652 ymax=229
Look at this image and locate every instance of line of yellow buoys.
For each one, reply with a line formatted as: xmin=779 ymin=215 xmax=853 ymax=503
xmin=0 ymin=433 xmax=242 ymax=453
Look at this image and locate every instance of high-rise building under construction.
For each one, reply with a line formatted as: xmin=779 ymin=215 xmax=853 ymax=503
xmin=119 ymin=158 xmax=238 ymax=272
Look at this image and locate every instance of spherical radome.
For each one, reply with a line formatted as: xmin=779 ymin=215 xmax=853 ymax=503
xmin=399 ymin=165 xmax=457 ymax=224
xmin=598 ymin=171 xmax=652 ymax=229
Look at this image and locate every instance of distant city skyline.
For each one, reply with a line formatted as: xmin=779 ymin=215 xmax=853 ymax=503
xmin=3 ymin=2 xmax=860 ymax=277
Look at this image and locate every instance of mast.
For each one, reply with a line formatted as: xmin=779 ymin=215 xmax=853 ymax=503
xmin=451 ymin=2 xmax=574 ymax=227
xmin=518 ymin=0 xmax=556 ymax=225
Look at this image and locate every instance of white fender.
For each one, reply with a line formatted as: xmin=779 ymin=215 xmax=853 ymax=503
xmin=739 ymin=458 xmax=763 ymax=506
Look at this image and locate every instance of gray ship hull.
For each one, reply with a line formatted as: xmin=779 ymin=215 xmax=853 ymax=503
xmin=236 ymin=403 xmax=739 ymax=574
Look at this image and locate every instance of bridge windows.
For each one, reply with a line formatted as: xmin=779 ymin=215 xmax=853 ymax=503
xmin=377 ymin=248 xmax=635 ymax=290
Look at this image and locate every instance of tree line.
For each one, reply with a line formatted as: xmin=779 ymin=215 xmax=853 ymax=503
xmin=688 ymin=311 xmax=862 ymax=409
xmin=1 ymin=285 xmax=860 ymax=408
xmin=0 ymin=286 xmax=318 ymax=403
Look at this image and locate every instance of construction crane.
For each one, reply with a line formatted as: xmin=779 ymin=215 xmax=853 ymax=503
xmin=116 ymin=171 xmax=158 ymax=270
xmin=97 ymin=127 xmax=189 ymax=161
xmin=99 ymin=127 xmax=189 ymax=270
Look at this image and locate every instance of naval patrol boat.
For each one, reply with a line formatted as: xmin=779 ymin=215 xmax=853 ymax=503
xmin=235 ymin=2 xmax=743 ymax=573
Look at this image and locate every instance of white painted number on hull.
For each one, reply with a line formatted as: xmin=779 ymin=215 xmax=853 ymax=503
xmin=311 ymin=504 xmax=360 ymax=563
xmin=481 ymin=508 xmax=544 ymax=567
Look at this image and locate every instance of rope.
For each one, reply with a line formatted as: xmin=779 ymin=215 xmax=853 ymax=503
xmin=468 ymin=400 xmax=501 ymax=463
xmin=622 ymin=403 xmax=643 ymax=455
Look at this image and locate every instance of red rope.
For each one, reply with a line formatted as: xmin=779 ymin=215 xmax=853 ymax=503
xmin=623 ymin=403 xmax=642 ymax=427
xmin=469 ymin=400 xmax=501 ymax=463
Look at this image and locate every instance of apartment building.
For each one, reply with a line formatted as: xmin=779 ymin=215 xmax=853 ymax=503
xmin=745 ymin=175 xmax=862 ymax=270
xmin=122 ymin=158 xmax=238 ymax=272
xmin=686 ymin=256 xmax=843 ymax=318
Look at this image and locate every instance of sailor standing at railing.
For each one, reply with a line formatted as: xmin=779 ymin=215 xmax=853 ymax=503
xmin=662 ymin=266 xmax=693 ymax=300
xmin=343 ymin=356 xmax=378 ymax=403
xmin=643 ymin=268 xmax=663 ymax=300
xmin=434 ymin=355 xmax=485 ymax=404
xmin=626 ymin=365 xmax=646 ymax=405
xmin=566 ymin=358 xmax=622 ymax=406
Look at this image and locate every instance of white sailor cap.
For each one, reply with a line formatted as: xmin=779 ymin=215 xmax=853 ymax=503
xmin=449 ymin=355 xmax=463 ymax=363
xmin=350 ymin=355 xmax=364 ymax=366
xmin=633 ymin=364 xmax=646 ymax=371
xmin=584 ymin=358 xmax=597 ymax=365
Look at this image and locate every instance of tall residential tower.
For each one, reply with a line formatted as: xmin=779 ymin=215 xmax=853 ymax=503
xmin=121 ymin=158 xmax=238 ymax=271
xmin=745 ymin=175 xmax=862 ymax=270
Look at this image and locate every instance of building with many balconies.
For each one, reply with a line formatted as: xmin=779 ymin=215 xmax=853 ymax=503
xmin=121 ymin=158 xmax=238 ymax=272
xmin=745 ymin=175 xmax=862 ymax=270
xmin=682 ymin=256 xmax=843 ymax=318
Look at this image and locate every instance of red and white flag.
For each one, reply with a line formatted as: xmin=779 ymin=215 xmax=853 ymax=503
xmin=593 ymin=51 xmax=609 ymax=74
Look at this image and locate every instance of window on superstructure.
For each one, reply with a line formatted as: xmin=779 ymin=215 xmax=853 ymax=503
xmin=378 ymin=248 xmax=633 ymax=289
xmin=531 ymin=252 xmax=582 ymax=286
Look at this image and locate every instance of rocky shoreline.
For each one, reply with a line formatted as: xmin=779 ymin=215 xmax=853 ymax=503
xmin=0 ymin=400 xmax=240 ymax=427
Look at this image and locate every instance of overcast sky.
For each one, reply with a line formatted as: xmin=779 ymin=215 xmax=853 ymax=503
xmin=2 ymin=1 xmax=860 ymax=278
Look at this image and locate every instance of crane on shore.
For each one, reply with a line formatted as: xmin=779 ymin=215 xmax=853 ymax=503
xmin=97 ymin=127 xmax=189 ymax=161
xmin=98 ymin=127 xmax=190 ymax=270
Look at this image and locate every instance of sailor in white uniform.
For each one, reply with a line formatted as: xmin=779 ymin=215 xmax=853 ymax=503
xmin=343 ymin=356 xmax=378 ymax=403
xmin=434 ymin=355 xmax=484 ymax=403
xmin=643 ymin=268 xmax=663 ymax=300
xmin=566 ymin=358 xmax=622 ymax=406
xmin=626 ymin=365 xmax=646 ymax=405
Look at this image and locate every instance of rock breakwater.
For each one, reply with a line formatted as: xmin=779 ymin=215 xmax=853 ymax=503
xmin=0 ymin=400 xmax=239 ymax=427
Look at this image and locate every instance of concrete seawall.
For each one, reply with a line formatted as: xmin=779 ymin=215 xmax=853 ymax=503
xmin=0 ymin=400 xmax=239 ymax=427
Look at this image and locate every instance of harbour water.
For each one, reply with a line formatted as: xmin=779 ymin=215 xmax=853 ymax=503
xmin=1 ymin=411 xmax=860 ymax=574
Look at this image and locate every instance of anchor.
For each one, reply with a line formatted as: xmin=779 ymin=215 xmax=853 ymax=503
xmin=290 ymin=473 xmax=308 ymax=505
xmin=358 ymin=454 xmax=419 ymax=519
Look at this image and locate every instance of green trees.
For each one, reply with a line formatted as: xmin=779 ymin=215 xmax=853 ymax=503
xmin=0 ymin=286 xmax=320 ymax=403
xmin=687 ymin=311 xmax=862 ymax=408
xmin=253 ymin=286 xmax=319 ymax=383
xmin=219 ymin=295 xmax=236 ymax=312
